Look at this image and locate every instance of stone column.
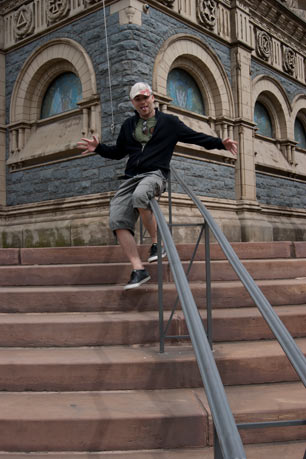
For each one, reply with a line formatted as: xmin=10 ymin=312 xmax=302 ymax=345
xmin=0 ymin=16 xmax=6 ymax=206
xmin=231 ymin=45 xmax=256 ymax=201
xmin=231 ymin=45 xmax=272 ymax=240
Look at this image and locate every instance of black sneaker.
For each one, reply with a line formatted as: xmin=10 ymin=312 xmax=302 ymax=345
xmin=147 ymin=243 xmax=167 ymax=263
xmin=124 ymin=269 xmax=151 ymax=290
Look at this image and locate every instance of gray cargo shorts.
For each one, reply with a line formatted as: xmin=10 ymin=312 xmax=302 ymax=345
xmin=109 ymin=170 xmax=166 ymax=235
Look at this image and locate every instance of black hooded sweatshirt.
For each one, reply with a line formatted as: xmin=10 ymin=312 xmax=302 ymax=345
xmin=95 ymin=109 xmax=225 ymax=178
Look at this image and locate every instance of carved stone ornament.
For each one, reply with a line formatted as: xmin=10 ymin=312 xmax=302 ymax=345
xmin=197 ymin=0 xmax=217 ymax=30
xmin=14 ymin=5 xmax=34 ymax=39
xmin=256 ymin=30 xmax=272 ymax=61
xmin=46 ymin=0 xmax=70 ymax=24
xmin=283 ymin=46 xmax=296 ymax=74
xmin=157 ymin=0 xmax=175 ymax=7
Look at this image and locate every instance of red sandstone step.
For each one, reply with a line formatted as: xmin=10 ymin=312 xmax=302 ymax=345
xmin=209 ymin=304 xmax=306 ymax=341
xmin=19 ymin=241 xmax=294 ymax=265
xmin=295 ymin=241 xmax=306 ymax=258
xmin=0 ymin=249 xmax=19 ymax=265
xmin=200 ymin=382 xmax=306 ymax=445
xmin=0 ymin=339 xmax=304 ymax=391
xmin=0 ymin=305 xmax=304 ymax=347
xmin=178 ymin=258 xmax=306 ymax=282
xmin=0 ymin=279 xmax=305 ymax=313
xmin=0 ymin=441 xmax=305 ymax=459
xmin=0 ymin=383 xmax=304 ymax=451
xmin=0 ymin=257 xmax=305 ymax=286
xmin=0 ymin=311 xmax=165 ymax=347
xmin=0 ymin=389 xmax=208 ymax=452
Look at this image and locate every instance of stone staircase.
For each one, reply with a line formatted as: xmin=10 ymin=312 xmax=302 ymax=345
xmin=0 ymin=241 xmax=305 ymax=458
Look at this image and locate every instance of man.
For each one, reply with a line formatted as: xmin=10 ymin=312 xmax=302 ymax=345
xmin=77 ymin=82 xmax=237 ymax=290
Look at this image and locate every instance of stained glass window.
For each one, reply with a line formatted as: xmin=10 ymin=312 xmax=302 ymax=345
xmin=167 ymin=68 xmax=205 ymax=115
xmin=40 ymin=72 xmax=82 ymax=119
xmin=294 ymin=117 xmax=306 ymax=149
xmin=254 ymin=101 xmax=273 ymax=138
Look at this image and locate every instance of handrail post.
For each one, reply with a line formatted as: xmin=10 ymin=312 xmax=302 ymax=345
xmin=205 ymin=223 xmax=213 ymax=349
xmin=157 ymin=227 xmax=165 ymax=353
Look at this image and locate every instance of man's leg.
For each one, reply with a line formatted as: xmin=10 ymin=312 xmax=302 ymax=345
xmin=133 ymin=171 xmax=166 ymax=262
xmin=116 ymin=228 xmax=144 ymax=270
xmin=110 ymin=177 xmax=151 ymax=289
xmin=138 ymin=208 xmax=157 ymax=244
xmin=116 ymin=228 xmax=151 ymax=289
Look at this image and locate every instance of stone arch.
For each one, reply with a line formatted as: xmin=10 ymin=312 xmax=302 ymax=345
xmin=8 ymin=38 xmax=100 ymax=170
xmin=152 ymin=34 xmax=234 ymax=119
xmin=10 ymin=38 xmax=97 ymax=123
xmin=252 ymin=75 xmax=291 ymax=139
xmin=291 ymin=94 xmax=306 ymax=130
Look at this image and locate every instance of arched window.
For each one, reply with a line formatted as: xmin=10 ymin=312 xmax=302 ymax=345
xmin=41 ymin=72 xmax=82 ymax=119
xmin=254 ymin=101 xmax=273 ymax=138
xmin=294 ymin=117 xmax=306 ymax=149
xmin=167 ymin=68 xmax=205 ymax=115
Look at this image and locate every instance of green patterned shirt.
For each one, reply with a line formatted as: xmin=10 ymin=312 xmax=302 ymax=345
xmin=134 ymin=116 xmax=157 ymax=147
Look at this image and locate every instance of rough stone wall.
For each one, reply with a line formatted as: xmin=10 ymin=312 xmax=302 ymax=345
xmin=171 ymin=157 xmax=235 ymax=200
xmin=5 ymin=5 xmax=234 ymax=206
xmin=256 ymin=172 xmax=306 ymax=208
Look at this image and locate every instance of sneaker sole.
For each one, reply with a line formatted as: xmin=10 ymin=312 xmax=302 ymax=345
xmin=123 ymin=275 xmax=151 ymax=290
xmin=148 ymin=252 xmax=167 ymax=263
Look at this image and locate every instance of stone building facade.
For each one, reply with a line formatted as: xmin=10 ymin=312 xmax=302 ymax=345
xmin=0 ymin=0 xmax=306 ymax=246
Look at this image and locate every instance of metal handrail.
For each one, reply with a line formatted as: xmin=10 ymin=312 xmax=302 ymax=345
xmin=170 ymin=166 xmax=306 ymax=387
xmin=150 ymin=198 xmax=246 ymax=459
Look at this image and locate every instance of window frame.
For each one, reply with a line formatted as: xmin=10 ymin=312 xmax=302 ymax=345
xmin=8 ymin=38 xmax=100 ymax=172
xmin=294 ymin=114 xmax=306 ymax=151
xmin=167 ymin=67 xmax=206 ymax=116
xmin=40 ymin=71 xmax=83 ymax=120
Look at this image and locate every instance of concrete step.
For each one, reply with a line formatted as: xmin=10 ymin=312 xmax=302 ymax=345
xmin=0 ymin=441 xmax=305 ymax=459
xmin=0 ymin=339 xmax=305 ymax=391
xmin=0 ymin=257 xmax=305 ymax=286
xmin=0 ymin=305 xmax=304 ymax=347
xmin=0 ymin=383 xmax=303 ymax=451
xmin=0 ymin=279 xmax=305 ymax=313
xmin=18 ymin=241 xmax=296 ymax=265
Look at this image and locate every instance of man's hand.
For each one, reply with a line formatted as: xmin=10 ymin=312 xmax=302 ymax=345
xmin=222 ymin=138 xmax=238 ymax=156
xmin=77 ymin=135 xmax=99 ymax=155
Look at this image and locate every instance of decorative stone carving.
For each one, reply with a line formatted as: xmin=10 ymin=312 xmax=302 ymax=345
xmin=14 ymin=5 xmax=34 ymax=39
xmin=125 ymin=6 xmax=136 ymax=23
xmin=46 ymin=0 xmax=70 ymax=24
xmin=256 ymin=30 xmax=272 ymax=61
xmin=157 ymin=0 xmax=175 ymax=7
xmin=197 ymin=0 xmax=217 ymax=30
xmin=283 ymin=46 xmax=296 ymax=74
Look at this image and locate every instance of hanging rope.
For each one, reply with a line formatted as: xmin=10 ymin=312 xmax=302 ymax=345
xmin=102 ymin=0 xmax=115 ymax=136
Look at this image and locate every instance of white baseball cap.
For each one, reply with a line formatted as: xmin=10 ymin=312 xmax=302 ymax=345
xmin=130 ymin=82 xmax=152 ymax=100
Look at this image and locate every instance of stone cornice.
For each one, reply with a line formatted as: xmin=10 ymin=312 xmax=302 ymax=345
xmin=1 ymin=0 xmax=305 ymax=86
xmin=247 ymin=0 xmax=306 ymax=54
xmin=1 ymin=0 xmax=305 ymax=55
